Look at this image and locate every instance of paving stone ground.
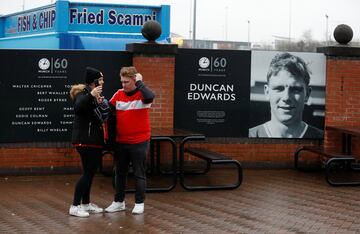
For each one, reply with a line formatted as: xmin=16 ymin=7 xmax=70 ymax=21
xmin=0 ymin=169 xmax=359 ymax=233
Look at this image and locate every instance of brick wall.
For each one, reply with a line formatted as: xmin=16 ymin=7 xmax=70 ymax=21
xmin=133 ymin=55 xmax=175 ymax=128
xmin=0 ymin=147 xmax=79 ymax=174
xmin=185 ymin=141 xmax=309 ymax=163
xmin=1 ymin=45 xmax=359 ymax=173
xmin=323 ymin=56 xmax=360 ymax=155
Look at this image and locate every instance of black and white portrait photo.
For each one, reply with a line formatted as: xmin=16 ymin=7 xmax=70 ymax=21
xmin=248 ymin=51 xmax=326 ymax=139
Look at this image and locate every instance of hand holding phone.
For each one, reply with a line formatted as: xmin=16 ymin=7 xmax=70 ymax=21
xmin=93 ymin=79 xmax=104 ymax=97
xmin=90 ymin=85 xmax=102 ymax=98
xmin=94 ymin=79 xmax=100 ymax=87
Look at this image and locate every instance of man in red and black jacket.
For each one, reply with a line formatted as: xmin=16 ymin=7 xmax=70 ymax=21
xmin=105 ymin=66 xmax=155 ymax=215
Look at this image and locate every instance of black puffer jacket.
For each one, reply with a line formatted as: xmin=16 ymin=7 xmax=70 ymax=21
xmin=70 ymin=84 xmax=105 ymax=146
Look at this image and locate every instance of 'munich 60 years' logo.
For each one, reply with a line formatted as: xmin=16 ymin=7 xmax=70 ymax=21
xmin=199 ymin=57 xmax=210 ymax=68
xmin=198 ymin=56 xmax=227 ymax=72
xmin=37 ymin=57 xmax=68 ymax=74
xmin=38 ymin=58 xmax=50 ymax=70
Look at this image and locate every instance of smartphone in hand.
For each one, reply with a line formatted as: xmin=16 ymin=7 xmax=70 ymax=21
xmin=93 ymin=79 xmax=104 ymax=97
xmin=94 ymin=79 xmax=100 ymax=87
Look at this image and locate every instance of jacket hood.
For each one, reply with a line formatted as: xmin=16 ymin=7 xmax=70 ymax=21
xmin=70 ymin=84 xmax=86 ymax=100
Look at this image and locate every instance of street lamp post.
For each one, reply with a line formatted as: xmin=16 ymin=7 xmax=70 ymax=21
xmin=189 ymin=0 xmax=192 ymax=39
xmin=192 ymin=0 xmax=197 ymax=48
xmin=247 ymin=20 xmax=251 ymax=49
xmin=225 ymin=6 xmax=228 ymax=41
xmin=288 ymin=0 xmax=292 ymax=45
xmin=325 ymin=14 xmax=329 ymax=46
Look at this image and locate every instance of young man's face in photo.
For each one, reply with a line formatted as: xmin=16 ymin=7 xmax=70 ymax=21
xmin=264 ymin=70 xmax=310 ymax=126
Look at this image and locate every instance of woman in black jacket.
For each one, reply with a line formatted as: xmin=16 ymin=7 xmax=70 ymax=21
xmin=69 ymin=67 xmax=109 ymax=217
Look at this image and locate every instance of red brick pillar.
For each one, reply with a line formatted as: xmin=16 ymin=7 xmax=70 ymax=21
xmin=126 ymin=43 xmax=178 ymax=128
xmin=318 ymin=47 xmax=360 ymax=154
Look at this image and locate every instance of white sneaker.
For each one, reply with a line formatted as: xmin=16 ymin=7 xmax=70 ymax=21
xmin=69 ymin=205 xmax=89 ymax=218
xmin=105 ymin=201 xmax=126 ymax=213
xmin=81 ymin=203 xmax=103 ymax=214
xmin=132 ymin=203 xmax=144 ymax=214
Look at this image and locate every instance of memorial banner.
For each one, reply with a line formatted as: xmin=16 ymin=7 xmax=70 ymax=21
xmin=175 ymin=48 xmax=251 ymax=137
xmin=175 ymin=49 xmax=326 ymax=139
xmin=0 ymin=49 xmax=131 ymax=142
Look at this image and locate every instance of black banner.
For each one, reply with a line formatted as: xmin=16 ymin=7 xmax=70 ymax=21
xmin=0 ymin=49 xmax=131 ymax=143
xmin=174 ymin=48 xmax=251 ymax=137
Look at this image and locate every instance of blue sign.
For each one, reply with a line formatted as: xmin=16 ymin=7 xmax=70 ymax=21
xmin=0 ymin=1 xmax=170 ymax=50
xmin=68 ymin=4 xmax=160 ymax=33
xmin=4 ymin=6 xmax=56 ymax=36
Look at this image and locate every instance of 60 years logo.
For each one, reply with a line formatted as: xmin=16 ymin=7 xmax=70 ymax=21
xmin=37 ymin=57 xmax=68 ymax=74
xmin=198 ymin=56 xmax=227 ymax=72
xmin=199 ymin=57 xmax=210 ymax=69
xmin=38 ymin=58 xmax=50 ymax=70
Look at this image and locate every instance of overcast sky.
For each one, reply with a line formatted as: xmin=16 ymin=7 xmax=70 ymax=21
xmin=1 ymin=0 xmax=359 ymax=44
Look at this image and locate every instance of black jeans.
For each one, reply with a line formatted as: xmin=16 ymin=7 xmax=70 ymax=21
xmin=73 ymin=147 xmax=102 ymax=206
xmin=114 ymin=141 xmax=149 ymax=204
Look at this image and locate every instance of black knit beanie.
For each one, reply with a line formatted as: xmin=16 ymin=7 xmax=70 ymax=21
xmin=85 ymin=67 xmax=103 ymax=84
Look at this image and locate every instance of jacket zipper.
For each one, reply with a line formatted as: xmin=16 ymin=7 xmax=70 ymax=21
xmin=88 ymin=122 xmax=92 ymax=137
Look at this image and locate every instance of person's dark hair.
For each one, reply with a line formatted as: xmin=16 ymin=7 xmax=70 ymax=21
xmin=266 ymin=52 xmax=311 ymax=86
xmin=85 ymin=67 xmax=103 ymax=84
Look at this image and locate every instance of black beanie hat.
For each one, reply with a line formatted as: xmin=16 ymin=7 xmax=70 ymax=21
xmin=85 ymin=67 xmax=103 ymax=84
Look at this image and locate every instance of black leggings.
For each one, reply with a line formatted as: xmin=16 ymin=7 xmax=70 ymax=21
xmin=114 ymin=141 xmax=149 ymax=204
xmin=73 ymin=147 xmax=102 ymax=206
